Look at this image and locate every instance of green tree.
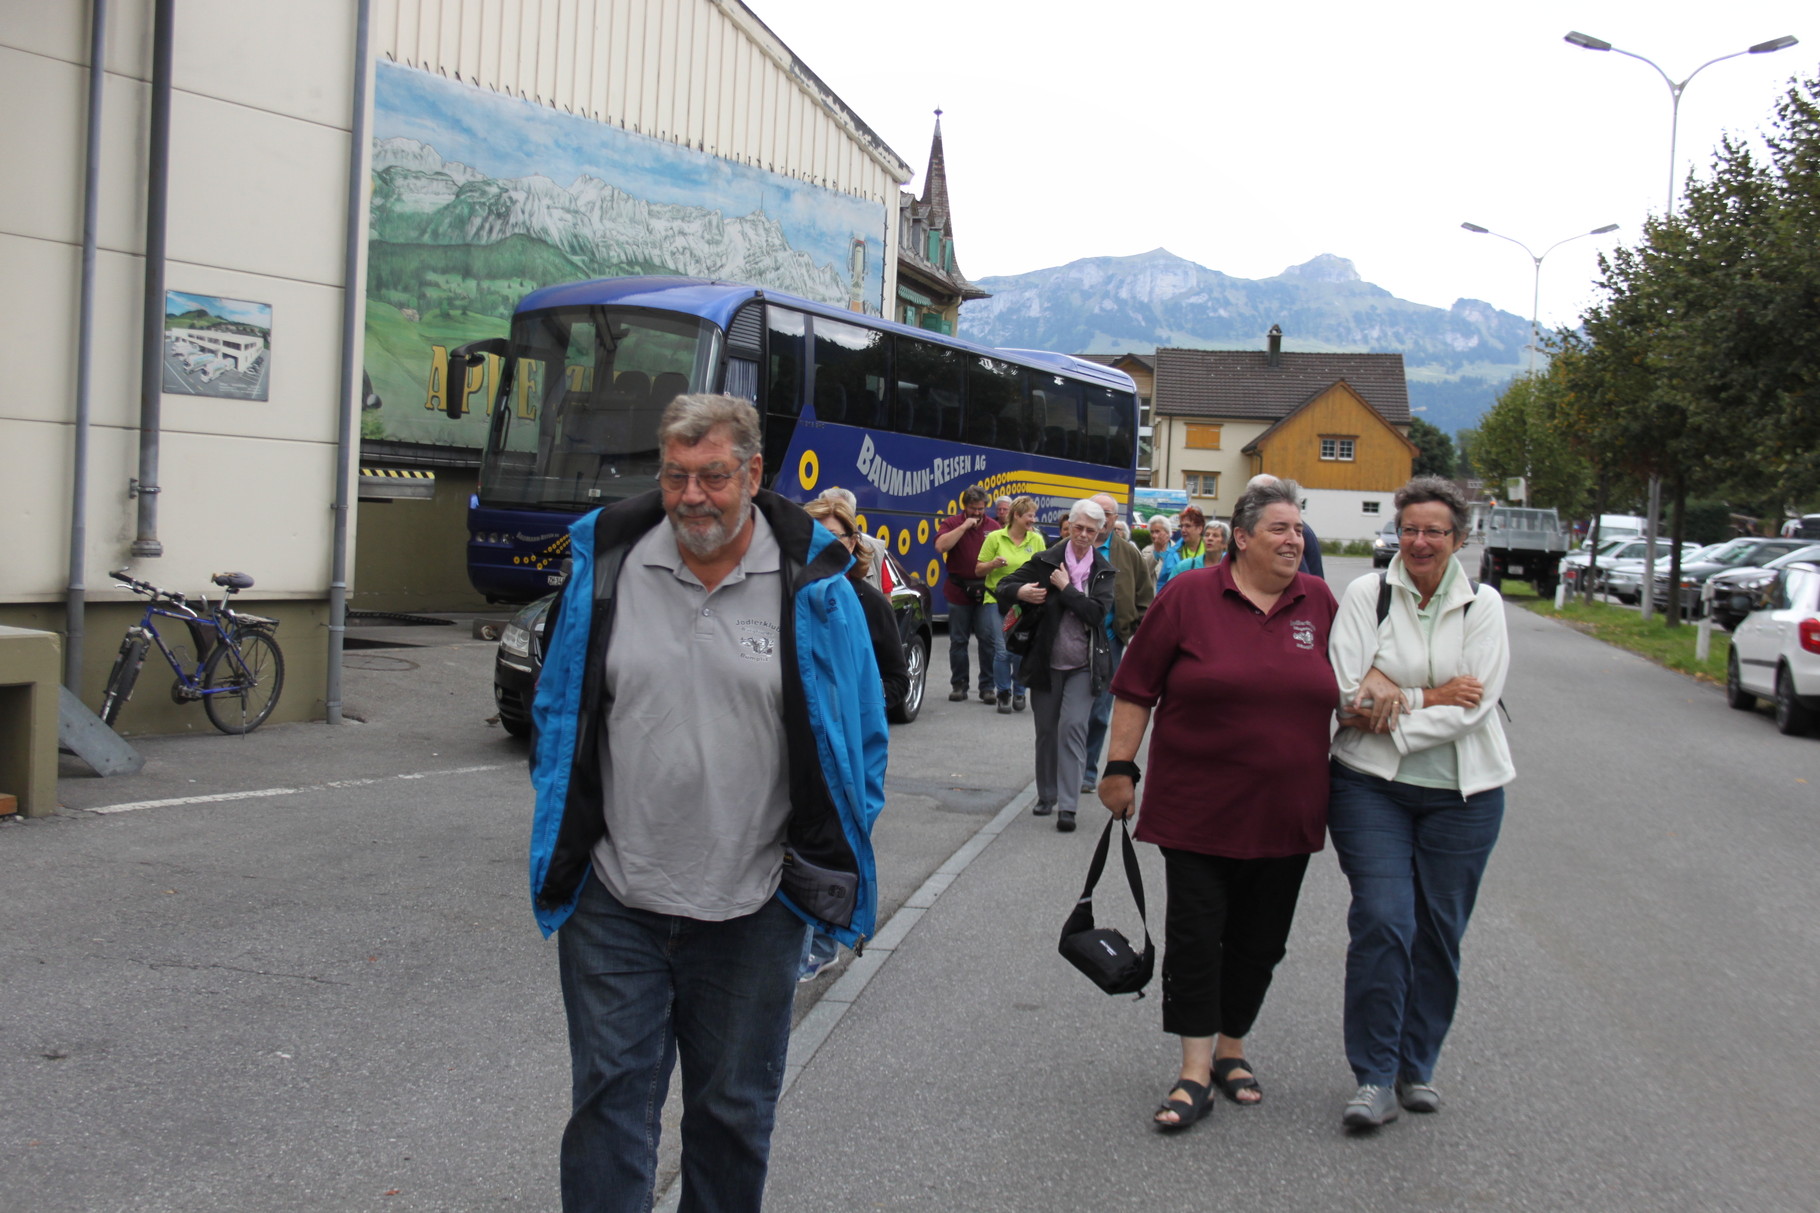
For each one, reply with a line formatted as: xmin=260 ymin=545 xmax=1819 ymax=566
xmin=1407 ymin=416 xmax=1458 ymax=479
xmin=1472 ymin=370 xmax=1590 ymax=515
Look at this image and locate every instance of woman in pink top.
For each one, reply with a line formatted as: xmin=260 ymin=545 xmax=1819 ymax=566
xmin=1098 ymin=479 xmax=1338 ymax=1131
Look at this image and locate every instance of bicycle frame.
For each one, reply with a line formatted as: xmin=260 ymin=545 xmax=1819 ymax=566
xmin=129 ymin=600 xmax=224 ymax=699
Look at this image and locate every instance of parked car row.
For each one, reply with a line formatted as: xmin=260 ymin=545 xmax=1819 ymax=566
xmin=1652 ymin=537 xmax=1813 ymax=617
xmin=492 ymin=547 xmax=934 ymax=739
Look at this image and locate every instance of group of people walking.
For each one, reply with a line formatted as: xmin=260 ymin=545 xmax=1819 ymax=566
xmin=945 ymin=471 xmax=1514 ymax=1133
xmin=528 ymin=393 xmax=1514 ymax=1213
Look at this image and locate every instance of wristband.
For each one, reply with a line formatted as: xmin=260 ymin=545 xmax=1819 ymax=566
xmin=1102 ymin=759 xmax=1142 ymax=785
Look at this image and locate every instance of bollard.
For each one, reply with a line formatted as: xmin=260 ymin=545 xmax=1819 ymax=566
xmin=1555 ymin=565 xmax=1569 ymax=610
xmin=1695 ymin=581 xmax=1713 ymax=662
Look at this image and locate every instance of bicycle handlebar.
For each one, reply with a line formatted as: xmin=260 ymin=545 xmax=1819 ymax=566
xmin=109 ymin=569 xmax=190 ymax=609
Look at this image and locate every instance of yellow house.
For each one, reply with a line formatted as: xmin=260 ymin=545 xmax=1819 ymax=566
xmin=1150 ymin=328 xmax=1414 ymax=539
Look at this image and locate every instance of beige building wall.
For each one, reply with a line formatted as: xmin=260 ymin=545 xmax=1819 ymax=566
xmin=1151 ymin=416 xmax=1268 ymax=519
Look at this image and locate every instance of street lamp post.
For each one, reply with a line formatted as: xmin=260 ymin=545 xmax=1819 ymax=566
xmin=1459 ymin=221 xmax=1620 ymax=375
xmin=1564 ymin=29 xmax=1799 ymax=622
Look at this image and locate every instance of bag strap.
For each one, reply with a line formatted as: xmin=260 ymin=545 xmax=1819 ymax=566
xmin=1069 ymin=815 xmax=1151 ymax=947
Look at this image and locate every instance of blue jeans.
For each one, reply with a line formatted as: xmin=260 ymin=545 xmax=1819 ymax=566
xmin=1080 ymin=635 xmax=1125 ymax=784
xmin=947 ymin=598 xmax=1004 ymax=694
xmin=557 ymin=877 xmax=802 ymax=1213
xmin=1327 ymin=761 xmax=1505 ymax=1087
xmin=993 ymin=602 xmax=1026 ymax=695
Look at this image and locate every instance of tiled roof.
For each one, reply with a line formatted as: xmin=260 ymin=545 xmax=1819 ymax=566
xmin=1153 ymin=347 xmax=1409 ymax=425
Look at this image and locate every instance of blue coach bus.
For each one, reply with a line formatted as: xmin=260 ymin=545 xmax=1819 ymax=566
xmin=440 ymin=276 xmax=1138 ymax=606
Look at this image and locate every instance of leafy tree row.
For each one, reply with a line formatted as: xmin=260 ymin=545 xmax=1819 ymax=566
xmin=1470 ymin=71 xmax=1820 ymax=623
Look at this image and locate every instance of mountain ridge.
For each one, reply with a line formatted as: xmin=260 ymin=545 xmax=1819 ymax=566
xmin=962 ymin=248 xmax=1525 ymax=434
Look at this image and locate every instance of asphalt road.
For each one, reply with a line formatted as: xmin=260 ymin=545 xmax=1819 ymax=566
xmin=7 ymin=559 xmax=1819 ymax=1211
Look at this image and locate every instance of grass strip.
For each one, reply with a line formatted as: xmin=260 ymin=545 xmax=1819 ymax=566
xmin=1503 ymin=581 xmax=1731 ymax=681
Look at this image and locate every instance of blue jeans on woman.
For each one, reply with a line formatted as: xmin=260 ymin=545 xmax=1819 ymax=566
xmin=557 ymin=877 xmax=802 ymax=1213
xmin=1327 ymin=760 xmax=1505 ymax=1088
xmin=993 ymin=602 xmax=1026 ymax=696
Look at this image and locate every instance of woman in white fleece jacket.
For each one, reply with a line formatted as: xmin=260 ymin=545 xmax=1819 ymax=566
xmin=1326 ymin=475 xmax=1514 ymax=1131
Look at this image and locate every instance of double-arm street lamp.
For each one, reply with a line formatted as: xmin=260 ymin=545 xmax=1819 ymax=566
xmin=1459 ymin=221 xmax=1620 ymax=374
xmin=1563 ymin=29 xmax=1799 ymax=621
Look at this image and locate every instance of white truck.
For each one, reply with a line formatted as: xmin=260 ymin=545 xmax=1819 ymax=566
xmin=1475 ymin=505 xmax=1568 ymax=597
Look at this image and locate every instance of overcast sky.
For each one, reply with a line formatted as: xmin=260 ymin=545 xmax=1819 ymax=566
xmin=752 ymin=0 xmax=1812 ymax=334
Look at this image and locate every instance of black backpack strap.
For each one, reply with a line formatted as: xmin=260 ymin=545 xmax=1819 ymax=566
xmin=1376 ymin=572 xmax=1392 ymax=626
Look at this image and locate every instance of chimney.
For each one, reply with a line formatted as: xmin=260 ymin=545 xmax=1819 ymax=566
xmin=1266 ymin=324 xmax=1283 ymax=368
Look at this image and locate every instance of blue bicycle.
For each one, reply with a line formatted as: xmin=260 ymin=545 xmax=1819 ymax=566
xmin=100 ymin=570 xmax=286 ymax=734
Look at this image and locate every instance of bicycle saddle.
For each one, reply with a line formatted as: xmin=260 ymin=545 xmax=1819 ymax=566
xmin=212 ymin=572 xmax=255 ymax=591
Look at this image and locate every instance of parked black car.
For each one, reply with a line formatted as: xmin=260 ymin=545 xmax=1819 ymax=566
xmin=494 ymin=548 xmax=933 ymax=737
xmin=1650 ymin=537 xmax=1813 ymax=617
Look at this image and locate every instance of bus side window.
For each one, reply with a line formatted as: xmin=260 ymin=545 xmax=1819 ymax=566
xmin=813 ymin=316 xmax=888 ymax=429
xmin=765 ymin=308 xmax=806 ymax=417
xmin=895 ymin=336 xmax=961 ymax=441
xmin=1031 ymin=376 xmax=1083 ymax=460
xmin=1085 ymin=385 xmax=1136 ymax=468
xmin=966 ymin=356 xmax=1025 ymax=451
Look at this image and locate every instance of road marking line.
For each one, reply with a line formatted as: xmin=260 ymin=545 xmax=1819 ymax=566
xmin=85 ymin=764 xmax=509 ymax=814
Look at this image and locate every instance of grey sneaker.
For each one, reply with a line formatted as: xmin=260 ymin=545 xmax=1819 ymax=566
xmin=1343 ymin=1083 xmax=1399 ymax=1129
xmin=948 ymin=688 xmax=968 ymax=702
xmin=1396 ymin=1078 xmax=1440 ymax=1114
xmin=997 ymin=691 xmax=1013 ymax=714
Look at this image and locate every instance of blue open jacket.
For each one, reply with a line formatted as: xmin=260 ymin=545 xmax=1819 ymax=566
xmin=526 ymin=489 xmax=888 ymax=949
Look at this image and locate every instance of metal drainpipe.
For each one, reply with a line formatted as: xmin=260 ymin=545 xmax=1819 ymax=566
xmin=130 ymin=0 xmax=174 ymax=559
xmin=325 ymin=0 xmax=372 ymax=726
xmin=66 ymin=0 xmax=109 ymax=689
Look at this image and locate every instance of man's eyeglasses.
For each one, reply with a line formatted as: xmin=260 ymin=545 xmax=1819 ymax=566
xmin=659 ymin=468 xmax=740 ymax=492
xmin=1398 ymin=527 xmax=1456 ymax=541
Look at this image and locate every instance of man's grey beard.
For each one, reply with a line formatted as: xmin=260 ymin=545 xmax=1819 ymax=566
xmin=669 ymin=490 xmax=752 ymax=557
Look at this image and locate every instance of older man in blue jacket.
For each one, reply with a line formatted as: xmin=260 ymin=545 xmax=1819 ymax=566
xmin=528 ymin=394 xmax=887 ymax=1213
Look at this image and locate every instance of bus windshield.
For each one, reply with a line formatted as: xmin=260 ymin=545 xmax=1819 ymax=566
xmin=478 ymin=307 xmax=721 ymax=511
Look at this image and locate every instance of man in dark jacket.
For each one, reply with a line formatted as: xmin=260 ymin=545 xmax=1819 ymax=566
xmin=527 ymin=395 xmax=887 ymax=1213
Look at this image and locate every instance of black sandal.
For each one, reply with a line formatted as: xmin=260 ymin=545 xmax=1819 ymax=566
xmin=1213 ymin=1057 xmax=1263 ymax=1106
xmin=1153 ymin=1078 xmax=1212 ymax=1130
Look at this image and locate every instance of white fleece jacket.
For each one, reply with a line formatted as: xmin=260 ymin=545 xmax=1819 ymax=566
xmin=1328 ymin=556 xmax=1515 ymax=797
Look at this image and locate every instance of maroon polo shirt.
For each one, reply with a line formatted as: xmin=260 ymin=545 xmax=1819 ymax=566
xmin=1111 ymin=560 xmax=1339 ymax=859
xmin=937 ymin=512 xmax=1000 ymax=606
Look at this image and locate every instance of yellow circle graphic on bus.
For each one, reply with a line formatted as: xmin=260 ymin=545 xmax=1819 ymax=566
xmin=798 ymin=450 xmax=819 ymax=491
xmin=898 ymin=529 xmax=911 ymax=555
xmin=875 ymin=525 xmax=890 ymax=548
xmin=916 ymin=520 xmax=930 ymax=544
xmin=855 ymin=514 xmax=868 ymax=534
xmin=927 ymin=559 xmax=941 ymax=585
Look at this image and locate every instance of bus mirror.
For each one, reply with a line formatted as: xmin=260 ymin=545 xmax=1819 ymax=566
xmin=443 ymin=352 xmax=472 ymax=418
xmin=442 ymin=338 xmax=512 ymax=420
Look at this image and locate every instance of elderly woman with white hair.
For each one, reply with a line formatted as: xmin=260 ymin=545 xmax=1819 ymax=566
xmin=995 ymin=499 xmax=1118 ymax=832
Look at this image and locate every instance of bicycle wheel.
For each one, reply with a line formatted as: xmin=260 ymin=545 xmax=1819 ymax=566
xmin=202 ymin=630 xmax=285 ymax=734
xmin=100 ymin=633 xmax=150 ymax=726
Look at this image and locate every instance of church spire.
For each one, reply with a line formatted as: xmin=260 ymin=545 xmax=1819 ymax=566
xmin=918 ymin=108 xmax=951 ymax=232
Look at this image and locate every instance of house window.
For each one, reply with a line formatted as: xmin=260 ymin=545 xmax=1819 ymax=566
xmin=1185 ymin=423 xmax=1222 ymax=450
xmin=1362 ymin=501 xmax=1380 ymax=515
xmin=1320 ymin=436 xmax=1356 ymax=461
xmin=1185 ymin=471 xmax=1218 ymax=498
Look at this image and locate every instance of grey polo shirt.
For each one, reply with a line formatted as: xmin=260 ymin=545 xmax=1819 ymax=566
xmin=589 ymin=509 xmax=794 ymax=920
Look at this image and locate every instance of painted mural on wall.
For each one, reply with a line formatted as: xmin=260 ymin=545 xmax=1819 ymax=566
xmin=163 ymin=291 xmax=271 ymax=401
xmin=364 ymin=61 xmax=888 ymax=447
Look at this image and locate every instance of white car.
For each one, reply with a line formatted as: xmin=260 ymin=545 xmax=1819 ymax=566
xmin=1726 ymin=560 xmax=1820 ymax=735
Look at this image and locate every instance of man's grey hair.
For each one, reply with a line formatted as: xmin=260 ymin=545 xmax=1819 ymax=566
xmin=1231 ymin=477 xmax=1302 ymax=534
xmin=819 ymin=486 xmax=858 ymax=512
xmin=994 ymin=496 xmax=1013 ymax=508
xmin=1246 ymin=472 xmax=1281 ymax=492
xmin=1068 ymin=498 xmax=1107 ymax=528
xmin=961 ymin=485 xmax=990 ymax=508
xmin=657 ymin=394 xmax=761 ymax=463
xmin=1394 ymin=475 xmax=1471 ymax=535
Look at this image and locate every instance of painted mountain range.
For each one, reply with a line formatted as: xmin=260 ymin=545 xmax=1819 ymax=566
xmin=963 ymin=249 xmax=1532 ymax=434
xmin=368 ymin=137 xmax=850 ymax=305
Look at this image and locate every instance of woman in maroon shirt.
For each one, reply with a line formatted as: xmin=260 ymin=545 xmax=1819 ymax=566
xmin=1098 ymin=479 xmax=1339 ymax=1130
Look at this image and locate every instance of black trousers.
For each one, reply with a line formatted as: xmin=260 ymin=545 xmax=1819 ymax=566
xmin=1159 ymin=848 xmax=1311 ymax=1039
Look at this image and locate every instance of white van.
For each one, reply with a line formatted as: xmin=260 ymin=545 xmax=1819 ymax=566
xmin=1588 ymin=514 xmax=1648 ymax=546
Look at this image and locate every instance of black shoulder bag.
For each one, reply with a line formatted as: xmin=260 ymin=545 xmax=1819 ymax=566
xmin=1057 ymin=816 xmax=1154 ymax=997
